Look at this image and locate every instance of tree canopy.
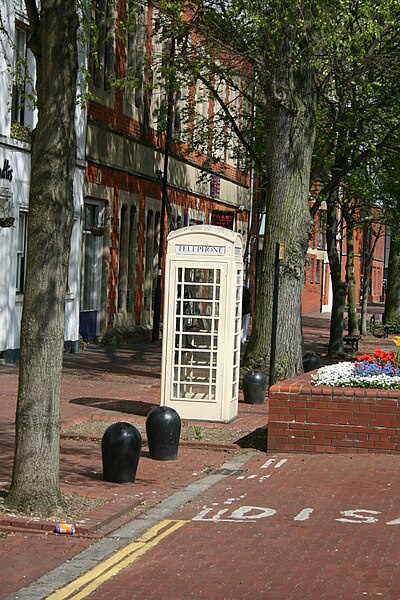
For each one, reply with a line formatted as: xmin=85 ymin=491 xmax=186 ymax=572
xmin=154 ymin=0 xmax=400 ymax=373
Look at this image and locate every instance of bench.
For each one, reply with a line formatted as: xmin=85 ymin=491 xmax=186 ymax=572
xmin=343 ymin=335 xmax=361 ymax=353
xmin=372 ymin=326 xmax=389 ymax=339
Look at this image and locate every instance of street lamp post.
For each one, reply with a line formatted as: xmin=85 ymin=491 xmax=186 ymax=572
xmin=152 ymin=35 xmax=176 ymax=342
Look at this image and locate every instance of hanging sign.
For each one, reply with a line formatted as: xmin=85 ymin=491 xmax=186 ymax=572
xmin=211 ymin=210 xmax=235 ymax=230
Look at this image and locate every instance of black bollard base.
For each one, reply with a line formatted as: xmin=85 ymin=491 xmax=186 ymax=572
xmin=101 ymin=422 xmax=142 ymax=483
xmin=242 ymin=370 xmax=267 ymax=404
xmin=146 ymin=406 xmax=181 ymax=461
xmin=302 ymin=352 xmax=321 ymax=373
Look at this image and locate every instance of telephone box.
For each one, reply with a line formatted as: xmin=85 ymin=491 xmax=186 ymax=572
xmin=160 ymin=225 xmax=243 ymax=422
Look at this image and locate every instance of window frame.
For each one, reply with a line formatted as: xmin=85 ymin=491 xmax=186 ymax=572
xmin=16 ymin=210 xmax=28 ymax=294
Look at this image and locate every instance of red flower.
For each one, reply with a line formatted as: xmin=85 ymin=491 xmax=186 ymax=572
xmin=355 ymin=349 xmax=397 ymax=369
xmin=356 ymin=354 xmax=370 ymax=362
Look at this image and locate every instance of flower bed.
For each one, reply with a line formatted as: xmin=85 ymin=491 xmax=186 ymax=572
xmin=268 ymin=347 xmax=400 ymax=455
xmin=312 ymin=350 xmax=400 ymax=389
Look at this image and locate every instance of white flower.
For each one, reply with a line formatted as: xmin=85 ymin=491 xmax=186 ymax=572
xmin=311 ymin=362 xmax=400 ymax=389
xmin=311 ymin=362 xmax=355 ymax=387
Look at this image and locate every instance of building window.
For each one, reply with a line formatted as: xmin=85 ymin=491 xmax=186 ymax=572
xmin=316 ymin=259 xmax=321 ymax=284
xmin=236 ymin=220 xmax=247 ymax=248
xmin=12 ymin=26 xmax=28 ymax=125
xmin=84 ymin=202 xmax=106 ymax=232
xmin=16 ymin=211 xmax=27 ymax=293
xmin=126 ymin=5 xmax=147 ymax=109
xmin=92 ymin=0 xmax=114 ymax=90
xmin=117 ymin=204 xmax=137 ymax=314
xmin=173 ymin=89 xmax=182 ymax=139
xmin=143 ymin=208 xmax=161 ymax=317
xmin=317 ymin=211 xmax=327 ymax=250
xmin=81 ymin=200 xmax=105 ymax=316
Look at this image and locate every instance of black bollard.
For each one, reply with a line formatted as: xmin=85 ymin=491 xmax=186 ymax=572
xmin=242 ymin=370 xmax=267 ymax=404
xmin=302 ymin=352 xmax=321 ymax=373
xmin=101 ymin=422 xmax=142 ymax=483
xmin=146 ymin=406 xmax=181 ymax=461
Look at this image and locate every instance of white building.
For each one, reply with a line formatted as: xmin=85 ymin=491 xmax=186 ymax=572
xmin=0 ymin=1 xmax=252 ymax=360
xmin=0 ymin=0 xmax=86 ymax=361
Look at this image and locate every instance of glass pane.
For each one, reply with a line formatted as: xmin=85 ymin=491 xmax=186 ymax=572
xmin=175 ymin=383 xmax=216 ymax=401
xmin=17 ymin=213 xmax=26 ymax=252
xmin=172 ymin=266 xmax=221 ymax=402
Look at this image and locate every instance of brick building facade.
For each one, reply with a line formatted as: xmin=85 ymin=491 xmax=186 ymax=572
xmin=80 ymin=1 xmax=251 ymax=340
xmin=302 ymin=203 xmax=387 ymax=315
xmin=0 ymin=0 xmax=387 ymax=361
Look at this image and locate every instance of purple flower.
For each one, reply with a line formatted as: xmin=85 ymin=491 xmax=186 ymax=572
xmin=354 ymin=360 xmax=400 ymax=378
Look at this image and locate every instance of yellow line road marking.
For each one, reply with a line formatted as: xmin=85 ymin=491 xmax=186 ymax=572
xmin=48 ymin=519 xmax=188 ymax=600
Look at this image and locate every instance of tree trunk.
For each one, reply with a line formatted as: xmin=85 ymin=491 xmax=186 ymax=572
xmin=383 ymin=234 xmax=400 ymax=322
xmin=6 ymin=0 xmax=78 ymax=516
xmin=326 ymin=189 xmax=346 ymax=356
xmin=359 ymin=223 xmax=372 ymax=336
xmin=345 ymin=223 xmax=359 ymax=335
xmin=359 ymin=263 xmax=371 ymax=335
xmin=243 ymin=53 xmax=316 ymax=380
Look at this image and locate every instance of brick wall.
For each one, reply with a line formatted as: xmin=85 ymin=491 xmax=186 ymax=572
xmin=301 ymin=281 xmax=321 ymax=314
xmin=268 ymin=377 xmax=400 ymax=454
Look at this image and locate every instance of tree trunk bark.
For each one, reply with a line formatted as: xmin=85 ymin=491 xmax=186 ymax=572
xmin=243 ymin=52 xmax=316 ymax=380
xmin=360 ymin=263 xmax=371 ymax=335
xmin=359 ymin=223 xmax=372 ymax=336
xmin=326 ymin=189 xmax=346 ymax=356
xmin=6 ymin=0 xmax=78 ymax=516
xmin=383 ymin=234 xmax=400 ymax=323
xmin=345 ymin=224 xmax=359 ymax=336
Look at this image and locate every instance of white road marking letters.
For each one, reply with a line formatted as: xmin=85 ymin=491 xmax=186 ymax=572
xmin=260 ymin=458 xmax=288 ymax=469
xmin=260 ymin=459 xmax=276 ymax=469
xmin=237 ymin=459 xmax=288 ymax=483
xmin=336 ymin=509 xmax=381 ymax=524
xmin=193 ymin=505 xmax=277 ymax=523
xmin=294 ymin=508 xmax=314 ymax=521
xmin=192 ymin=501 xmax=400 ymax=525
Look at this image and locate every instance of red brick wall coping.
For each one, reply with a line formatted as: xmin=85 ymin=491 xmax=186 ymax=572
xmin=268 ymin=374 xmax=400 ymax=454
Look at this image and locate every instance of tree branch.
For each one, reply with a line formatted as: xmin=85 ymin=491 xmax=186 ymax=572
xmin=319 ymin=120 xmax=400 ymax=200
xmin=195 ymin=70 xmax=265 ymax=176
xmin=24 ymin=0 xmax=41 ymax=58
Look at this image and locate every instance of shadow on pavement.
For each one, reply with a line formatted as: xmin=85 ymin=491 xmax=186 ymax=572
xmin=235 ymin=427 xmax=267 ymax=452
xmin=63 ymin=341 xmax=162 ymax=379
xmin=69 ymin=397 xmax=158 ymax=416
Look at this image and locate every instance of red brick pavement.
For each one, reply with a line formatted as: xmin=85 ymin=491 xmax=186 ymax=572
xmin=0 ymin=532 xmax=92 ymax=598
xmin=0 ymin=341 xmax=267 ymax=598
xmin=84 ymin=452 xmax=400 ymax=600
xmin=0 ymin=312 xmax=398 ymax=598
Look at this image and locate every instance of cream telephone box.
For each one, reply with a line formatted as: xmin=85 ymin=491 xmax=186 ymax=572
xmin=160 ymin=225 xmax=243 ymax=422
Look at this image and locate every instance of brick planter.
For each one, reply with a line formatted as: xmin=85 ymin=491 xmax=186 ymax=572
xmin=268 ymin=374 xmax=400 ymax=454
